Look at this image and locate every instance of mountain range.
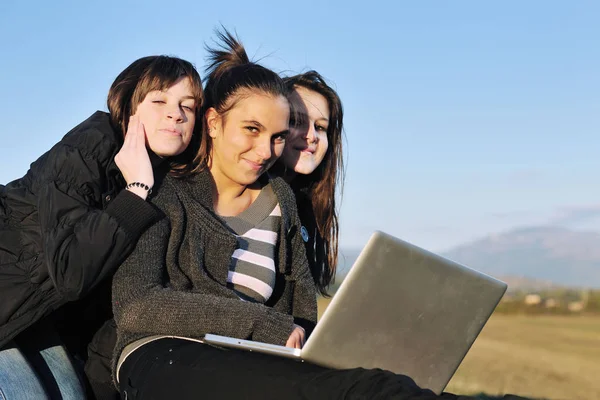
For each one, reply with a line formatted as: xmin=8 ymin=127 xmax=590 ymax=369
xmin=338 ymin=226 xmax=600 ymax=290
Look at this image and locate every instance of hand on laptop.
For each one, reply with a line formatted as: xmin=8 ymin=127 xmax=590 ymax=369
xmin=285 ymin=324 xmax=306 ymax=349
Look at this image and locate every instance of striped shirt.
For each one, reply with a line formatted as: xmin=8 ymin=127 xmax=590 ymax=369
xmin=220 ymin=184 xmax=280 ymax=303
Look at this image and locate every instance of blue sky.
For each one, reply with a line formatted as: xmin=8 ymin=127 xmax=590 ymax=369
xmin=1 ymin=1 xmax=599 ymax=252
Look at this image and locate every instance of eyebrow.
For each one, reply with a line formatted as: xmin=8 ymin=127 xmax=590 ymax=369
xmin=243 ymin=120 xmax=289 ymax=136
xmin=274 ymin=129 xmax=290 ymax=137
xmin=154 ymin=90 xmax=196 ymax=101
xmin=241 ymin=120 xmax=266 ymax=130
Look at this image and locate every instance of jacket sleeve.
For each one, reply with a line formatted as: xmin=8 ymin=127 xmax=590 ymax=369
xmin=112 ymin=217 xmax=296 ymax=346
xmin=37 ymin=143 xmax=161 ymax=301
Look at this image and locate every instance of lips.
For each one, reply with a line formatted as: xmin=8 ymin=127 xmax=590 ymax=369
xmin=296 ymin=146 xmax=316 ymax=154
xmin=159 ymin=128 xmax=182 ymax=136
xmin=244 ymin=159 xmax=266 ymax=171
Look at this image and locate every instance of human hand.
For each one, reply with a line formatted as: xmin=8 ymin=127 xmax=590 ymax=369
xmin=285 ymin=324 xmax=306 ymax=349
xmin=115 ymin=115 xmax=154 ymax=200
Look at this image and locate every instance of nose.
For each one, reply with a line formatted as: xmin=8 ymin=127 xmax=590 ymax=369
xmin=255 ymin=137 xmax=272 ymax=161
xmin=305 ymin=125 xmax=318 ymax=143
xmin=166 ymin=105 xmax=185 ymax=122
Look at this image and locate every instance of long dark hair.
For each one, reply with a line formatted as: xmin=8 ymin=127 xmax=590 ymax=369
xmin=284 ymin=71 xmax=345 ymax=296
xmin=107 ymin=55 xmax=204 ymax=176
xmin=192 ymin=28 xmax=289 ymax=172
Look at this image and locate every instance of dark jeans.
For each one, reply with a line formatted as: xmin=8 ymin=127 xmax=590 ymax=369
xmin=118 ymin=337 xmax=475 ymax=400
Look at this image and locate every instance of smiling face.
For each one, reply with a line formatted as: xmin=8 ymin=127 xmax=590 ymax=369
xmin=134 ymin=76 xmax=197 ymax=157
xmin=281 ymin=86 xmax=330 ymax=176
xmin=207 ymin=90 xmax=290 ymax=189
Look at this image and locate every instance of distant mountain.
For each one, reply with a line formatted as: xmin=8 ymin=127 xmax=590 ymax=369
xmin=337 ymin=248 xmax=362 ymax=275
xmin=493 ymin=275 xmax=564 ymax=292
xmin=442 ymin=226 xmax=600 ymax=288
xmin=337 ymin=226 xmax=600 ymax=289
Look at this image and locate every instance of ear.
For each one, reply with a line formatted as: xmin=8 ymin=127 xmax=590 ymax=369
xmin=205 ymin=107 xmax=220 ymax=139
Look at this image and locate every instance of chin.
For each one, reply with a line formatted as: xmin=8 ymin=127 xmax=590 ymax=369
xmin=294 ymin=163 xmax=318 ymax=176
xmin=235 ymin=172 xmax=261 ymax=186
xmin=153 ymin=146 xmax=186 ymax=158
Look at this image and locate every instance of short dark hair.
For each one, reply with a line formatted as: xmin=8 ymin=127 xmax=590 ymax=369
xmin=107 ymin=55 xmax=204 ymax=175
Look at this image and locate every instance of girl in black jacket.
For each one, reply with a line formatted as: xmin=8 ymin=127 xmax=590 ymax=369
xmin=0 ymin=55 xmax=203 ymax=399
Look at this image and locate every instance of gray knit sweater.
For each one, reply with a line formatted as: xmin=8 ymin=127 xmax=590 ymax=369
xmin=111 ymin=170 xmax=317 ymax=381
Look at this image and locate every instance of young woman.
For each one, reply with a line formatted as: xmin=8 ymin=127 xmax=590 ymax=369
xmin=111 ymin=29 xmax=315 ymax=397
xmin=277 ymin=71 xmax=344 ymax=299
xmin=0 ymin=55 xmax=203 ymax=399
xmin=111 ymin=31 xmax=477 ymax=400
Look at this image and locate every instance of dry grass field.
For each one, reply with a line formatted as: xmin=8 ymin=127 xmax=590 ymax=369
xmin=317 ymin=298 xmax=600 ymax=400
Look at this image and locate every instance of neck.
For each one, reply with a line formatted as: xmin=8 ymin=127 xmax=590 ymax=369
xmin=272 ymin=161 xmax=297 ymax=184
xmin=149 ymin=150 xmax=167 ymax=167
xmin=212 ymin=176 xmax=248 ymax=204
xmin=283 ymin=169 xmax=297 ymax=184
xmin=209 ymin=165 xmax=261 ymax=212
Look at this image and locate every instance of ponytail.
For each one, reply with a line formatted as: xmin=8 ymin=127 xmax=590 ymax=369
xmin=192 ymin=27 xmax=289 ymax=172
xmin=204 ymin=29 xmax=251 ymax=82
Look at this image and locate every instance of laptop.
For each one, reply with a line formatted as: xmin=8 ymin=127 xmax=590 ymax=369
xmin=203 ymin=230 xmax=507 ymax=394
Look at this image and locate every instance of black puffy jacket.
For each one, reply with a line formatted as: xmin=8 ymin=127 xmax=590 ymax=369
xmin=0 ymin=111 xmax=161 ymax=349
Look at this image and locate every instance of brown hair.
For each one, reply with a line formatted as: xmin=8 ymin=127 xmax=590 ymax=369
xmin=107 ymin=55 xmax=204 ymax=176
xmin=192 ymin=28 xmax=290 ymax=172
xmin=283 ymin=71 xmax=345 ymax=296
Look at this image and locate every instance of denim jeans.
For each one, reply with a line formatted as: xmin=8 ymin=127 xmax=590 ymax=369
xmin=0 ymin=323 xmax=86 ymax=400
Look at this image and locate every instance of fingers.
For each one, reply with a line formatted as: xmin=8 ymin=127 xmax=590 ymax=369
xmin=123 ymin=115 xmax=135 ymax=146
xmin=285 ymin=335 xmax=295 ymax=348
xmin=124 ymin=115 xmax=143 ymax=147
xmin=131 ymin=115 xmax=142 ymax=148
xmin=130 ymin=115 xmax=140 ymax=147
xmin=297 ymin=333 xmax=306 ymax=348
xmin=298 ymin=330 xmax=306 ymax=348
xmin=134 ymin=115 xmax=145 ymax=148
xmin=114 ymin=114 xmax=154 ymax=190
xmin=289 ymin=336 xmax=301 ymax=349
xmin=295 ymin=325 xmax=306 ymax=347
xmin=285 ymin=327 xmax=306 ymax=349
xmin=138 ymin=118 xmax=147 ymax=148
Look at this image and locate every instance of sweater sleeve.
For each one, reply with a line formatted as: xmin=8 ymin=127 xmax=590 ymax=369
xmin=37 ymin=144 xmax=161 ymax=301
xmin=112 ymin=217 xmax=296 ymax=346
xmin=290 ymin=217 xmax=318 ymax=335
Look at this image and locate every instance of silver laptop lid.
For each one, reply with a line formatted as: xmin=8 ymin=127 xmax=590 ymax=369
xmin=302 ymin=231 xmax=507 ymax=394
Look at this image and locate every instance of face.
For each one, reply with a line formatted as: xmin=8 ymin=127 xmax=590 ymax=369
xmin=134 ymin=76 xmax=197 ymax=157
xmin=208 ymin=92 xmax=290 ymax=188
xmin=281 ymin=86 xmax=329 ymax=175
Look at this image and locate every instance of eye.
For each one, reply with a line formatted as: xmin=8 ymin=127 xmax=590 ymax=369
xmin=152 ymin=100 xmax=166 ymax=104
xmin=182 ymin=105 xmax=194 ymax=112
xmin=273 ymin=133 xmax=288 ymax=143
xmin=245 ymin=126 xmax=259 ymax=134
xmin=315 ymin=124 xmax=327 ymax=132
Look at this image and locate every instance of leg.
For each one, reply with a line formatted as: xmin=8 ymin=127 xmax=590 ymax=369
xmin=0 ymin=342 xmax=49 ymax=400
xmin=38 ymin=345 xmax=87 ymax=400
xmin=85 ymin=319 xmax=120 ymax=400
xmin=16 ymin=318 xmax=86 ymax=400
xmin=119 ymin=338 xmax=473 ymax=400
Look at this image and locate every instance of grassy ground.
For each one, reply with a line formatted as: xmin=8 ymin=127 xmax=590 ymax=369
xmin=317 ymin=298 xmax=600 ymax=400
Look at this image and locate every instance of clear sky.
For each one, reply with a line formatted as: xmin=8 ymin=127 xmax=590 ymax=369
xmin=1 ymin=1 xmax=598 ymax=252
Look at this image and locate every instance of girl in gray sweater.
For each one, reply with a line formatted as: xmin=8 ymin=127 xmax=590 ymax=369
xmin=111 ymin=29 xmax=476 ymax=400
xmin=112 ymin=28 xmax=318 ymax=397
